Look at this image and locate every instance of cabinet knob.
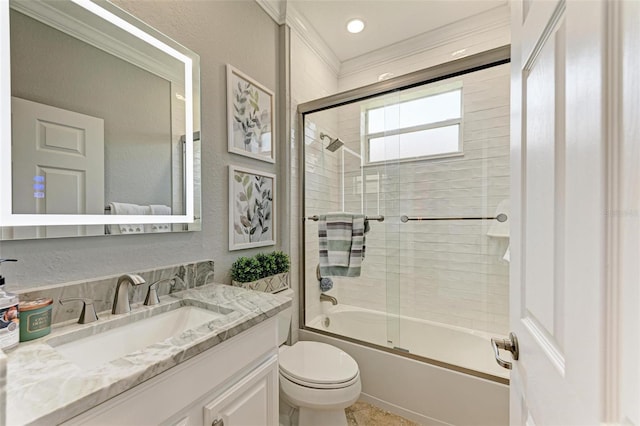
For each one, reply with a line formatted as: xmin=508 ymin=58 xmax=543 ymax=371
xmin=212 ymin=419 xmax=224 ymax=426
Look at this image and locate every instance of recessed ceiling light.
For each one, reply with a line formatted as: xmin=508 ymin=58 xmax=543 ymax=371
xmin=347 ymin=19 xmax=365 ymax=34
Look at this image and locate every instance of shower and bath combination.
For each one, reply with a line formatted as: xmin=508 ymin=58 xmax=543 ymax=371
xmin=319 ymin=132 xmax=344 ymax=152
xmin=300 ymin=49 xmax=512 ymax=425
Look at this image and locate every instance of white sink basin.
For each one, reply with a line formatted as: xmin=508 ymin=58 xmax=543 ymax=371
xmin=51 ymin=306 xmax=224 ymax=370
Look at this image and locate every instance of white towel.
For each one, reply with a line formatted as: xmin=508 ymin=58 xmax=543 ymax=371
xmin=109 ymin=202 xmax=150 ymax=234
xmin=147 ymin=204 xmax=172 ymax=233
xmin=503 ymin=244 xmax=510 ymax=262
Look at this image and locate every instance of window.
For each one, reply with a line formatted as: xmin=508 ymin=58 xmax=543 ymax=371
xmin=365 ymin=86 xmax=463 ymax=163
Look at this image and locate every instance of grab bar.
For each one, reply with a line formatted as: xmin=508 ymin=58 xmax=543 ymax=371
xmin=401 ymin=214 xmax=507 ymax=223
xmin=306 ymin=215 xmax=384 ymax=222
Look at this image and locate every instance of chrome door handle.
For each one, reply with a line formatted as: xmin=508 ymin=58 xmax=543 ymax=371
xmin=491 ymin=332 xmax=519 ymax=370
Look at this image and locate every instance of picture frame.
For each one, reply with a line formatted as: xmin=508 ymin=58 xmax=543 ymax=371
xmin=229 ymin=165 xmax=276 ymax=251
xmin=226 ymin=64 xmax=275 ymax=163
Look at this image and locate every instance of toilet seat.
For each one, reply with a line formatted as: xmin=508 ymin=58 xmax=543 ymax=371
xmin=279 ymin=341 xmax=359 ymax=389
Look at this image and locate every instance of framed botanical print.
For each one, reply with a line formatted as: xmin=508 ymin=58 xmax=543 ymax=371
xmin=229 ymin=165 xmax=276 ymax=250
xmin=226 ymin=65 xmax=275 ymax=163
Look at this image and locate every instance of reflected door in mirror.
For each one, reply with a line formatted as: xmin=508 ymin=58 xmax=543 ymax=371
xmin=11 ymin=97 xmax=104 ymax=238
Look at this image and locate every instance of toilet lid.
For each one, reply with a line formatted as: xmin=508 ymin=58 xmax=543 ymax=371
xmin=279 ymin=341 xmax=359 ymax=387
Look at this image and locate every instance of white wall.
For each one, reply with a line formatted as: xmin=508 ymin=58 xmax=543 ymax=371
xmin=289 ymin=30 xmax=339 ymax=340
xmin=0 ymin=0 xmax=281 ymax=290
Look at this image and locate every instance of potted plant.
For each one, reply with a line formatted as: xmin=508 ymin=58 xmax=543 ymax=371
xmin=230 ymin=251 xmax=290 ymax=293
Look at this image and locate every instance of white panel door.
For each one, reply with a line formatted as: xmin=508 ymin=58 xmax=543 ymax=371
xmin=509 ymin=0 xmax=607 ymax=424
xmin=11 ymin=97 xmax=104 ymax=238
xmin=619 ymin=1 xmax=640 ymax=424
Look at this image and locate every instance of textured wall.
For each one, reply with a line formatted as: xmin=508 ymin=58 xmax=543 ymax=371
xmin=0 ymin=1 xmax=280 ymax=290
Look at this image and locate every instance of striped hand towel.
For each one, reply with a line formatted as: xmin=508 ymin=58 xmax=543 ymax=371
xmin=318 ymin=213 xmax=367 ymax=277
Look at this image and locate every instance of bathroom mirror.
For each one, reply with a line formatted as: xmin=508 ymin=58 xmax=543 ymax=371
xmin=0 ymin=0 xmax=201 ymax=240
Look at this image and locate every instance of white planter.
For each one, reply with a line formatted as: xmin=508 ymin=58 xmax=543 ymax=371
xmin=232 ymin=272 xmax=289 ymax=293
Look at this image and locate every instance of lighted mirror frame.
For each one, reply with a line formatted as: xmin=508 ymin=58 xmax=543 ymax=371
xmin=0 ymin=0 xmax=195 ymax=227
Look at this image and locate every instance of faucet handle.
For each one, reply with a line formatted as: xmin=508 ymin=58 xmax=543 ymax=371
xmin=59 ymin=297 xmax=100 ymax=324
xmin=144 ymin=278 xmax=175 ymax=306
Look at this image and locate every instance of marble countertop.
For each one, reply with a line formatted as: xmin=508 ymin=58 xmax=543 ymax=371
xmin=4 ymin=284 xmax=290 ymax=425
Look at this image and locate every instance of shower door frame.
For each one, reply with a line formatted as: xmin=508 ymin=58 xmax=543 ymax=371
xmin=297 ymin=45 xmax=511 ymax=385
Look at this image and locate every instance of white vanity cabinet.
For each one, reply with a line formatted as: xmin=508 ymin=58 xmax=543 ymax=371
xmin=63 ymin=317 xmax=279 ymax=426
xmin=201 ymin=357 xmax=278 ymax=426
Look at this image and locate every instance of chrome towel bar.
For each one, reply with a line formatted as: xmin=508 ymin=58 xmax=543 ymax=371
xmin=306 ymin=215 xmax=385 ymax=222
xmin=401 ymin=214 xmax=508 ymax=223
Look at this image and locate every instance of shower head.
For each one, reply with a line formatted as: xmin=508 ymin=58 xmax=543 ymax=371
xmin=319 ymin=132 xmax=344 ymax=152
xmin=326 ymin=138 xmax=344 ymax=152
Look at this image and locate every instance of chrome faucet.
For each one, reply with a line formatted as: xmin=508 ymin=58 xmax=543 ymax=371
xmin=320 ymin=293 xmax=338 ymax=305
xmin=112 ymin=274 xmax=146 ymax=314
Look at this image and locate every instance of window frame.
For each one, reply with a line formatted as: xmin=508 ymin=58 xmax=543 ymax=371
xmin=364 ymin=86 xmax=464 ymax=165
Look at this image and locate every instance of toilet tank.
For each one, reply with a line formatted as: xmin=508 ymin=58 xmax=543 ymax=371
xmin=276 ymin=288 xmax=294 ymax=346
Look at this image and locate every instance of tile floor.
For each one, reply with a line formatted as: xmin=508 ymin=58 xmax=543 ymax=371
xmin=346 ymin=400 xmax=420 ymax=426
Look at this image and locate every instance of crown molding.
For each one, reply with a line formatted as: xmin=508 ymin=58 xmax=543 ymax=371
xmin=283 ymin=4 xmax=341 ymax=75
xmin=255 ymin=0 xmax=341 ymax=75
xmin=255 ymin=0 xmax=286 ymax=25
xmin=255 ymin=2 xmax=510 ymax=80
xmin=339 ymin=4 xmax=511 ymax=78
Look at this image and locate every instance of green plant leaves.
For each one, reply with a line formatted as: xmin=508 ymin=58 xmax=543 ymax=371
xmin=231 ymin=251 xmax=290 ymax=282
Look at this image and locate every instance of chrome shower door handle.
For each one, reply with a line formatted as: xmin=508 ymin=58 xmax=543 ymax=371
xmin=491 ymin=332 xmax=519 ymax=370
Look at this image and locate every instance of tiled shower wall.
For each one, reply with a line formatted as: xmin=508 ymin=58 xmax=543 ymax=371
xmin=302 ymin=116 xmax=341 ymax=323
xmin=290 ymin=31 xmax=339 ymax=338
xmin=312 ymin=64 xmax=511 ymax=336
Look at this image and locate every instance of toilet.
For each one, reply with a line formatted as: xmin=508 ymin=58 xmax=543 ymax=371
xmin=276 ymin=289 xmax=361 ymax=426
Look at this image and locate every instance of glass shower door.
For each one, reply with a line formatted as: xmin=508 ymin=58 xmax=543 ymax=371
xmin=301 ymin=59 xmax=511 ymax=381
xmin=392 ymin=64 xmax=511 ymax=377
xmin=303 ymin=92 xmax=403 ymax=351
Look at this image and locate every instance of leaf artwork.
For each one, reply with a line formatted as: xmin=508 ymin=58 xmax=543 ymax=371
xmin=233 ymin=171 xmax=273 ymax=244
xmin=231 ymin=75 xmax=271 ymax=155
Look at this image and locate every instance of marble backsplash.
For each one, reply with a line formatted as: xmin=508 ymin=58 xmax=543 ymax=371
xmin=16 ymin=260 xmax=214 ymax=325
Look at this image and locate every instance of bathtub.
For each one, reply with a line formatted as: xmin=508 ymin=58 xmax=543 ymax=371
xmin=302 ymin=304 xmax=509 ymax=425
xmin=307 ymin=304 xmax=508 ymax=380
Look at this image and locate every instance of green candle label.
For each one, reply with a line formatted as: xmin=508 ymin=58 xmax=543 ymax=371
xmin=26 ymin=310 xmax=52 ymax=333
